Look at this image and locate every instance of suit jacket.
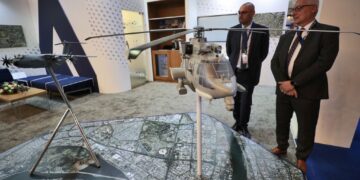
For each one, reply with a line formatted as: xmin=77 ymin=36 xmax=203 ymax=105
xmin=271 ymin=21 xmax=340 ymax=99
xmin=226 ymin=22 xmax=269 ymax=86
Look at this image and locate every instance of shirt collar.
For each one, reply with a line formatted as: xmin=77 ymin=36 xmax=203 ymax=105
xmin=298 ymin=20 xmax=315 ymax=30
xmin=242 ymin=22 xmax=253 ymax=29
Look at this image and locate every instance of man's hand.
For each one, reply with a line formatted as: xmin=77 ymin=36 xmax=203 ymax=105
xmin=285 ymin=89 xmax=298 ymax=98
xmin=278 ymin=81 xmax=293 ymax=91
xmin=278 ymin=81 xmax=298 ymax=98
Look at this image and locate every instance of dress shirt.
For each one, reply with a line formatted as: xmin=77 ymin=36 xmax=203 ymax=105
xmin=288 ymin=20 xmax=315 ymax=77
xmin=237 ymin=22 xmax=253 ymax=68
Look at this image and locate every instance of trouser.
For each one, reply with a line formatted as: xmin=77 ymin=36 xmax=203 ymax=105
xmin=275 ymin=94 xmax=320 ymax=160
xmin=233 ymin=84 xmax=255 ymax=128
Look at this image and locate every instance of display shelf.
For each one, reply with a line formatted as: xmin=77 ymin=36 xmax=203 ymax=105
xmin=147 ymin=0 xmax=185 ymax=82
xmin=149 ymin=15 xmax=185 ymax=21
xmin=152 ymin=50 xmax=181 ymax=81
xmin=149 ymin=28 xmax=187 ymax=31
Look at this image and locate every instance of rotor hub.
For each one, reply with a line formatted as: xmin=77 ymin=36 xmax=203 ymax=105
xmin=194 ymin=26 xmax=205 ymax=38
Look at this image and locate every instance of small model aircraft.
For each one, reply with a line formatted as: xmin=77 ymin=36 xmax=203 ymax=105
xmin=1 ymin=41 xmax=92 ymax=68
xmin=0 ymin=41 xmax=100 ymax=175
xmin=2 ymin=54 xmax=79 ymax=68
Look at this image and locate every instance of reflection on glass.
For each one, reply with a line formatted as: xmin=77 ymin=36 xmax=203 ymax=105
xmin=197 ymin=61 xmax=234 ymax=89
xmin=155 ymin=54 xmax=169 ymax=77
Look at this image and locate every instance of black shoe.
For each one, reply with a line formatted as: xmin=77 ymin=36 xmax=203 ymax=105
xmin=239 ymin=126 xmax=251 ymax=139
xmin=231 ymin=123 xmax=238 ymax=130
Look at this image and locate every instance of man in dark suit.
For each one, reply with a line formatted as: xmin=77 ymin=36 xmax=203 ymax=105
xmin=270 ymin=0 xmax=339 ymax=173
xmin=226 ymin=2 xmax=269 ymax=138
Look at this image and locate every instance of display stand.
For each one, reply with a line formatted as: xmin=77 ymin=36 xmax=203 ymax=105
xmin=29 ymin=66 xmax=100 ymax=175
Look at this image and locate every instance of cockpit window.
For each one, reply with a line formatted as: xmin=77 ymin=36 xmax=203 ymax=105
xmin=197 ymin=61 xmax=234 ymax=88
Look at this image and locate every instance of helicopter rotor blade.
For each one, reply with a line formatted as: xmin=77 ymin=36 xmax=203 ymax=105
xmin=54 ymin=41 xmax=87 ymax=46
xmin=85 ymin=28 xmax=191 ymax=41
xmin=205 ymin=28 xmax=266 ymax=34
xmin=277 ymin=28 xmax=360 ymax=35
xmin=206 ymin=28 xmax=249 ymax=31
xmin=205 ymin=27 xmax=360 ymax=36
xmin=128 ymin=29 xmax=196 ymax=59
xmin=86 ymin=26 xmax=360 ymax=42
xmin=222 ymin=27 xmax=360 ymax=35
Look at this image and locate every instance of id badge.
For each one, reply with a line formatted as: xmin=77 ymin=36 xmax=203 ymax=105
xmin=241 ymin=53 xmax=248 ymax=64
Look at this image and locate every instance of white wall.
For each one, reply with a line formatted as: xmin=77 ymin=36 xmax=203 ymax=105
xmin=195 ymin=0 xmax=290 ymax=86
xmin=143 ymin=1 xmax=154 ymax=81
xmin=185 ymin=0 xmax=197 ymax=40
xmin=314 ymin=0 xmax=360 ymax=148
xmin=59 ymin=0 xmax=146 ymax=93
xmin=122 ymin=10 xmax=149 ymax=78
xmin=59 ymin=0 xmax=129 ymax=93
xmin=197 ymin=0 xmax=289 ymax=16
xmin=0 ymin=0 xmax=45 ymax=76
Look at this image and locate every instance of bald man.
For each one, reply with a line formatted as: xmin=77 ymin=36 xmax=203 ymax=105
xmin=271 ymin=0 xmax=339 ymax=173
xmin=226 ymin=2 xmax=269 ymax=138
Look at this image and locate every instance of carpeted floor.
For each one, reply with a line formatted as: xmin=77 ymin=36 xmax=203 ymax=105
xmin=0 ymin=82 xmax=297 ymax=163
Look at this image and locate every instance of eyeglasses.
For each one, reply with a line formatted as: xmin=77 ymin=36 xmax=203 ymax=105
xmin=292 ymin=4 xmax=315 ymax=12
xmin=237 ymin=11 xmax=250 ymax=15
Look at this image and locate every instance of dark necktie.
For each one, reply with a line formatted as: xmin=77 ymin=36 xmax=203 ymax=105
xmin=286 ymin=28 xmax=304 ymax=71
xmin=241 ymin=30 xmax=248 ymax=52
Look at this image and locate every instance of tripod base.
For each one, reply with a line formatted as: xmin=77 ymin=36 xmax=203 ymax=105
xmin=29 ymin=66 xmax=100 ymax=175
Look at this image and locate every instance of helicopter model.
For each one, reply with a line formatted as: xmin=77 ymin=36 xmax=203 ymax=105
xmin=85 ymin=26 xmax=264 ymax=178
xmin=86 ymin=27 xmax=251 ymax=111
xmin=170 ymin=28 xmax=237 ymax=98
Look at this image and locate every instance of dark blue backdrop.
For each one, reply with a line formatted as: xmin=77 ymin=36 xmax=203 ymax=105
xmin=38 ymin=0 xmax=98 ymax=92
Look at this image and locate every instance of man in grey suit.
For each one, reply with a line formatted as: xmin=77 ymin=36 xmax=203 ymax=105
xmin=270 ymin=0 xmax=339 ymax=173
xmin=226 ymin=2 xmax=269 ymax=138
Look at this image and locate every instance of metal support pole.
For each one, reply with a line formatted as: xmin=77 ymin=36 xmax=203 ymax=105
xmin=196 ymin=94 xmax=202 ymax=178
xmin=29 ymin=66 xmax=100 ymax=175
xmin=30 ymin=109 xmax=70 ymax=174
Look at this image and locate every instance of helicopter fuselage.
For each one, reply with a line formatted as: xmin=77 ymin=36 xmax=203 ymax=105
xmin=171 ymin=36 xmax=237 ymax=100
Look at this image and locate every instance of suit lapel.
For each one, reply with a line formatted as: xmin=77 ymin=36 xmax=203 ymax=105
xmin=248 ymin=23 xmax=258 ymax=57
xmin=281 ymin=32 xmax=295 ymax=65
xmin=251 ymin=23 xmax=261 ymax=45
xmin=284 ymin=32 xmax=296 ymax=50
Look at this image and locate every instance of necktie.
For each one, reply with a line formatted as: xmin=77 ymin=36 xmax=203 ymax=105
xmin=286 ymin=28 xmax=304 ymax=70
xmin=241 ymin=30 xmax=248 ymax=52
